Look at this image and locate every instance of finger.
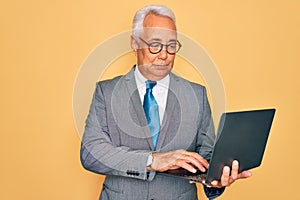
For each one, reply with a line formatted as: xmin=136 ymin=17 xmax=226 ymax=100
xmin=176 ymin=159 xmax=197 ymax=173
xmin=184 ymin=152 xmax=209 ymax=169
xmin=180 ymin=155 xmax=207 ymax=172
xmin=221 ymin=166 xmax=230 ymax=186
xmin=190 ymin=152 xmax=209 ymax=167
xmin=204 ymin=183 xmax=213 ymax=188
xmin=211 ymin=180 xmax=219 ymax=186
xmin=231 ymin=160 xmax=239 ymax=180
xmin=238 ymin=170 xmax=252 ymax=179
xmin=206 ymin=180 xmax=222 ymax=188
xmin=172 ymin=150 xmax=206 ymax=172
xmin=189 ymin=180 xmax=200 ymax=184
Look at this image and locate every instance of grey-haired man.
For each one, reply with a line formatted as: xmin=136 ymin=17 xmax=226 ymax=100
xmin=80 ymin=4 xmax=251 ymax=200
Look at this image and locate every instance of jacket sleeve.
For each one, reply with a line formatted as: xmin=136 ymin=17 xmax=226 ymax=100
xmin=80 ymin=82 xmax=154 ymax=181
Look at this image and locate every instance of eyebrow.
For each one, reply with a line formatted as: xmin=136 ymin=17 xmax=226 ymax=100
xmin=149 ymin=38 xmax=177 ymax=43
xmin=168 ymin=39 xmax=177 ymax=43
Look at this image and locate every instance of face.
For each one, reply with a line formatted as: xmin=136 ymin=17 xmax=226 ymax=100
xmin=131 ymin=14 xmax=177 ymax=81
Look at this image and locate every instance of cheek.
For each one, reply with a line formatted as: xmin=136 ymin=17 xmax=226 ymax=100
xmin=169 ymin=55 xmax=175 ymax=62
xmin=141 ymin=51 xmax=157 ymax=63
xmin=166 ymin=55 xmax=175 ymax=65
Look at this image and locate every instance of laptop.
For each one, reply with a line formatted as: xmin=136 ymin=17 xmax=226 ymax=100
xmin=160 ymin=108 xmax=276 ymax=183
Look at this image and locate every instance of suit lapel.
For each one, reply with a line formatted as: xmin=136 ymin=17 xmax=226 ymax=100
xmin=155 ymin=73 xmax=181 ymax=151
xmin=123 ymin=69 xmax=184 ymax=151
xmin=124 ymin=67 xmax=154 ymax=150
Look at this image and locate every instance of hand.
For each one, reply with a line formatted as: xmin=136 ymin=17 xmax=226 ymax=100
xmin=150 ymin=149 xmax=208 ymax=173
xmin=205 ymin=160 xmax=252 ymax=188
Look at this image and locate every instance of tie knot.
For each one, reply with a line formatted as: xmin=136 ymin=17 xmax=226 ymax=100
xmin=146 ymin=80 xmax=157 ymax=90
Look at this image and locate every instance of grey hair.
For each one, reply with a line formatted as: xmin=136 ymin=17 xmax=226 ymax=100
xmin=132 ymin=4 xmax=176 ymax=39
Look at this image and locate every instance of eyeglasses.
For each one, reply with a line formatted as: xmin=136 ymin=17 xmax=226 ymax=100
xmin=139 ymin=37 xmax=182 ymax=55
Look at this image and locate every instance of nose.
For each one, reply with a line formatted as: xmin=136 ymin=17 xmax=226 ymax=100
xmin=158 ymin=48 xmax=168 ymax=60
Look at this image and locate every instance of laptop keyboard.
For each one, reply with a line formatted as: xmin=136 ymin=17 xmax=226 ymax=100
xmin=180 ymin=171 xmax=207 ymax=181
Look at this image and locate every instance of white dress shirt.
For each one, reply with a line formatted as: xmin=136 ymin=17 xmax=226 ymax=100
xmin=134 ymin=66 xmax=169 ymax=125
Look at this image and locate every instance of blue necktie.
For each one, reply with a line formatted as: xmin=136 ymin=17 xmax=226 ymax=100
xmin=143 ymin=81 xmax=160 ymax=150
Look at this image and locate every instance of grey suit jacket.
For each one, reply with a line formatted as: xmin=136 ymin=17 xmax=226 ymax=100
xmin=80 ymin=67 xmax=224 ymax=200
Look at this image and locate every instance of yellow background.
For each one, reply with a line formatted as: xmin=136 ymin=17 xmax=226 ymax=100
xmin=1 ymin=0 xmax=299 ymax=199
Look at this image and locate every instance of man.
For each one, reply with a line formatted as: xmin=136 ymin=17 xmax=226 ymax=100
xmin=80 ymin=4 xmax=251 ymax=200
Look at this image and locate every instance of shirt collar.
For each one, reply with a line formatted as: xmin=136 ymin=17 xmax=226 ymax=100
xmin=134 ymin=65 xmax=170 ymax=88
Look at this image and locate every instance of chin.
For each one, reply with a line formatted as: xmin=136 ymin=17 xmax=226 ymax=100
xmin=152 ymin=71 xmax=170 ymax=79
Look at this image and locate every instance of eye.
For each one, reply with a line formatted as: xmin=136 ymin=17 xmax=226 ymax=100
xmin=149 ymin=42 xmax=162 ymax=48
xmin=168 ymin=43 xmax=177 ymax=49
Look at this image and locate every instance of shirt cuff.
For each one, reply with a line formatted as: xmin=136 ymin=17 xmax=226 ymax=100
xmin=146 ymin=153 xmax=153 ymax=167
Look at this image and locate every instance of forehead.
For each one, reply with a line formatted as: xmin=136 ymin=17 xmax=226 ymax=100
xmin=143 ymin=13 xmax=176 ymax=30
xmin=142 ymin=14 xmax=177 ymax=41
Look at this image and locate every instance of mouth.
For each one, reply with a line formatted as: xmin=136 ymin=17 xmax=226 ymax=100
xmin=152 ymin=64 xmax=169 ymax=68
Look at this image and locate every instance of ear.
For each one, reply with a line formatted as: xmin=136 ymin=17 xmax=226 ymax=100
xmin=130 ymin=35 xmax=138 ymax=56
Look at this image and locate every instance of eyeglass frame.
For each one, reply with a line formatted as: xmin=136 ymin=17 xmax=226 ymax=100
xmin=138 ymin=37 xmax=182 ymax=55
